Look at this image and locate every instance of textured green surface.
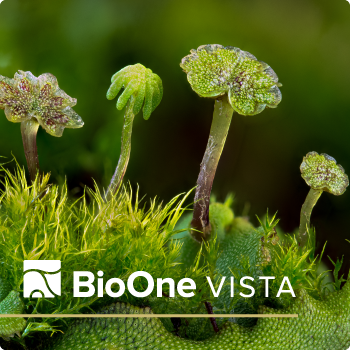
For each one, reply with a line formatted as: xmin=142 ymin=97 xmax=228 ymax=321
xmin=0 ymin=289 xmax=26 ymax=341
xmin=298 ymin=152 xmax=349 ymax=248
xmin=0 ymin=71 xmax=83 ymax=137
xmin=300 ymin=152 xmax=349 ymax=195
xmin=0 ymin=166 xmax=193 ymax=344
xmin=0 ymin=170 xmax=349 ymax=349
xmin=106 ymin=63 xmax=163 ymax=120
xmin=50 ymin=282 xmax=350 ymax=350
xmin=213 ymin=218 xmax=264 ymax=317
xmin=180 ymin=44 xmax=282 ymax=116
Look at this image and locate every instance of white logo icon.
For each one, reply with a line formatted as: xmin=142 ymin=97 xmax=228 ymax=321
xmin=0 ymin=0 xmax=4 ymax=4
xmin=23 ymin=260 xmax=61 ymax=298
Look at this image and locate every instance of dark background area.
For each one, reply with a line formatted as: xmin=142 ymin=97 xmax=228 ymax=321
xmin=0 ymin=0 xmax=349 ymax=272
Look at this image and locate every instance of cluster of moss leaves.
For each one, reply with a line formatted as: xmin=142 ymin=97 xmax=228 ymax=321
xmin=0 ymin=162 xmax=210 ymax=348
xmin=44 ymin=199 xmax=350 ymax=350
xmin=169 ymin=199 xmax=341 ymax=341
xmin=0 ymin=163 xmax=347 ymax=349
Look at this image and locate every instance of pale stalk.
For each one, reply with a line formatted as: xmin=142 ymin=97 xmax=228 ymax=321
xmin=106 ymin=99 xmax=135 ymax=200
xmin=21 ymin=118 xmax=40 ymax=182
xmin=191 ymin=96 xmax=234 ymax=241
xmin=298 ymin=188 xmax=322 ymax=249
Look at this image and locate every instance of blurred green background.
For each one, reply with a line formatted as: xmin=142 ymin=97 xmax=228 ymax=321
xmin=0 ymin=0 xmax=349 ymax=271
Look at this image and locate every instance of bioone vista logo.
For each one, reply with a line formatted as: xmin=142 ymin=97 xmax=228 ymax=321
xmin=23 ymin=260 xmax=296 ymax=300
xmin=23 ymin=260 xmax=61 ymax=298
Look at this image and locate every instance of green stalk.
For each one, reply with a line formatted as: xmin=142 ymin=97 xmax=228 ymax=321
xmin=21 ymin=118 xmax=40 ymax=182
xmin=298 ymin=188 xmax=322 ymax=249
xmin=191 ymin=96 xmax=234 ymax=241
xmin=105 ymin=99 xmax=135 ymax=200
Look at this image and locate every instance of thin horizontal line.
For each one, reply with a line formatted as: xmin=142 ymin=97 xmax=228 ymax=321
xmin=0 ymin=314 xmax=298 ymax=318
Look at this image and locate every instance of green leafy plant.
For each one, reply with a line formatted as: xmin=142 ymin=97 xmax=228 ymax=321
xmin=298 ymin=152 xmax=349 ymax=249
xmin=180 ymin=44 xmax=282 ymax=241
xmin=0 ymin=163 xmax=196 ymax=348
xmin=0 ymin=71 xmax=84 ymax=181
xmin=0 ymin=45 xmax=349 ymax=350
xmin=328 ymin=256 xmax=347 ymax=291
xmin=105 ymin=63 xmax=163 ymax=199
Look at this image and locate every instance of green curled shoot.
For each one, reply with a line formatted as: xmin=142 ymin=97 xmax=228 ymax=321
xmin=105 ymin=63 xmax=163 ymax=200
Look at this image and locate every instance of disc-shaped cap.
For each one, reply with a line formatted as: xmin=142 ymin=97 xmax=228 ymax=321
xmin=180 ymin=44 xmax=282 ymax=116
xmin=0 ymin=71 xmax=83 ymax=137
xmin=106 ymin=63 xmax=163 ymax=120
xmin=300 ymin=152 xmax=349 ymax=195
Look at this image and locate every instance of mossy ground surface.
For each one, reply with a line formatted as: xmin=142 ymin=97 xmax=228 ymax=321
xmin=50 ymin=284 xmax=350 ymax=350
xmin=0 ymin=165 xmax=349 ymax=349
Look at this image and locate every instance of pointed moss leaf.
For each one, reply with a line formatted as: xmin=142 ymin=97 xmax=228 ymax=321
xmin=328 ymin=255 xmax=346 ymax=290
xmin=0 ymin=277 xmax=12 ymax=302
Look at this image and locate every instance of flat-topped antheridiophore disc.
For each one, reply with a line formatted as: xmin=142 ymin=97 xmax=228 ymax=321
xmin=300 ymin=151 xmax=349 ymax=195
xmin=180 ymin=44 xmax=282 ymax=116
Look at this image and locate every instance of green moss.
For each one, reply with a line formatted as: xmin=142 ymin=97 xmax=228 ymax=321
xmin=0 ymin=165 xmax=349 ymax=349
xmin=50 ymin=285 xmax=350 ymax=350
xmin=0 ymin=291 xmax=26 ymax=341
xmin=0 ymin=163 xmax=197 ymax=346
